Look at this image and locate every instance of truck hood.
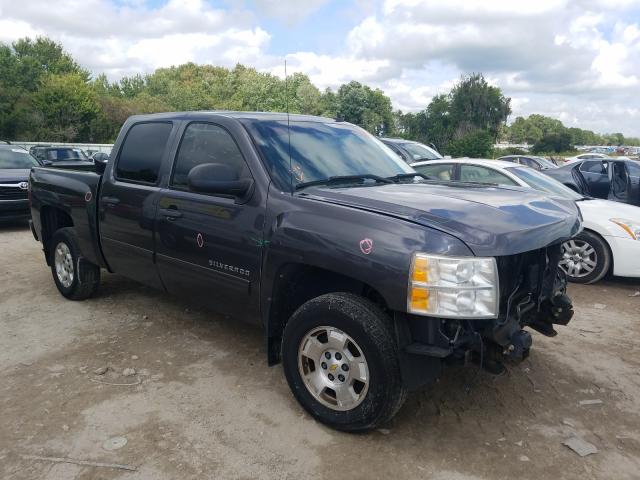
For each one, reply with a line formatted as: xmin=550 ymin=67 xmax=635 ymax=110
xmin=0 ymin=169 xmax=30 ymax=183
xmin=300 ymin=182 xmax=582 ymax=256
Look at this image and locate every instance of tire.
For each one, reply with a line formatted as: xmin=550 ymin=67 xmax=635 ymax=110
xmin=282 ymin=292 xmax=407 ymax=432
xmin=50 ymin=227 xmax=100 ymax=300
xmin=560 ymin=230 xmax=611 ymax=284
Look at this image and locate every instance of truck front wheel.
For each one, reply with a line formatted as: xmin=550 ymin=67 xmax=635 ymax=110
xmin=282 ymin=293 xmax=407 ymax=432
xmin=50 ymin=228 xmax=100 ymax=300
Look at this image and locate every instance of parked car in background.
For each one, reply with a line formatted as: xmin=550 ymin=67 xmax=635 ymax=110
xmin=379 ymin=137 xmax=443 ymax=163
xmin=29 ymin=111 xmax=580 ymax=431
xmin=412 ymin=158 xmax=640 ymax=284
xmin=29 ymin=146 xmax=51 ymax=161
xmin=497 ymin=155 xmax=558 ymax=171
xmin=0 ymin=145 xmax=41 ymax=222
xmin=565 ymin=153 xmax=611 ymax=164
xmin=543 ymin=158 xmax=640 ymax=206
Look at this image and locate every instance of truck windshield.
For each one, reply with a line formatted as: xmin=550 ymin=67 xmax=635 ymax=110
xmin=243 ymin=120 xmax=413 ymax=191
xmin=0 ymin=148 xmax=40 ymax=169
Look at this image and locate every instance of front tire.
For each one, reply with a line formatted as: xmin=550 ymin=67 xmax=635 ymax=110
xmin=560 ymin=230 xmax=611 ymax=284
xmin=50 ymin=227 xmax=100 ymax=300
xmin=282 ymin=293 xmax=407 ymax=432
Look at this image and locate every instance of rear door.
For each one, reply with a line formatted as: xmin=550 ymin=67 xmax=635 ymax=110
xmin=578 ymin=160 xmax=609 ymax=198
xmin=99 ymin=121 xmax=176 ymax=288
xmin=155 ymin=121 xmax=264 ymax=319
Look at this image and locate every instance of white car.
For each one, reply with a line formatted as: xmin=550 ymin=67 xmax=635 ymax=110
xmin=565 ymin=153 xmax=611 ymax=164
xmin=411 ymin=158 xmax=640 ymax=284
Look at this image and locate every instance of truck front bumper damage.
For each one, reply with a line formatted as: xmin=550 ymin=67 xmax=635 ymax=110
xmin=396 ymin=244 xmax=574 ymax=389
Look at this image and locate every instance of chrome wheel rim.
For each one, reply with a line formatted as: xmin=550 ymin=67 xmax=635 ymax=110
xmin=54 ymin=242 xmax=74 ymax=288
xmin=298 ymin=326 xmax=369 ymax=411
xmin=560 ymin=239 xmax=598 ymax=278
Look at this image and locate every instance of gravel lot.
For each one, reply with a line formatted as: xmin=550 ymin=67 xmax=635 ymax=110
xmin=1 ymin=222 xmax=640 ymax=480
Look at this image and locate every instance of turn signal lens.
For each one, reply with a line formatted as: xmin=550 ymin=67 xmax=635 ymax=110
xmin=410 ymin=288 xmax=429 ymax=311
xmin=610 ymin=218 xmax=640 ymax=241
xmin=412 ymin=256 xmax=429 ymax=283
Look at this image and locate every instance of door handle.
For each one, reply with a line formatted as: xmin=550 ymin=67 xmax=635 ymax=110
xmin=159 ymin=207 xmax=183 ymax=220
xmin=102 ymin=196 xmax=120 ymax=206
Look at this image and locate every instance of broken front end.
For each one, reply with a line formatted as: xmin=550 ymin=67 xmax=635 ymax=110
xmin=396 ymin=244 xmax=574 ymax=389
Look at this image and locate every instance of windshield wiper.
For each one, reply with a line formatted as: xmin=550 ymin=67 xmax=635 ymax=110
xmin=386 ymin=173 xmax=431 ymax=182
xmin=295 ymin=174 xmax=393 ymax=190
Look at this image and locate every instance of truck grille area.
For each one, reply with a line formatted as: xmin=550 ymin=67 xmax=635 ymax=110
xmin=0 ymin=186 xmax=28 ymax=200
xmin=495 ymin=244 xmax=564 ymax=317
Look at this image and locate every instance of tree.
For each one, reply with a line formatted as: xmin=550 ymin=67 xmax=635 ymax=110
xmin=446 ymin=130 xmax=493 ymax=158
xmin=531 ymin=131 xmax=573 ymax=153
xmin=336 ymin=81 xmax=394 ymax=135
xmin=448 ymin=73 xmax=511 ymax=140
xmin=30 ymin=73 xmax=101 ymax=141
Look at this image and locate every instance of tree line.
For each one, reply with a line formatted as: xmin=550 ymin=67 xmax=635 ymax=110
xmin=1 ymin=37 xmax=637 ymax=156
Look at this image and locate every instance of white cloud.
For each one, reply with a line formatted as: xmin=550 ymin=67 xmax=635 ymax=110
xmin=251 ymin=0 xmax=330 ymax=25
xmin=1 ymin=0 xmax=639 ymax=136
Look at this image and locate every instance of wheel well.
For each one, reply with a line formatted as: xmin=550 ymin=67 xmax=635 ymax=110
xmin=581 ymin=228 xmax=614 ymax=274
xmin=41 ymin=206 xmax=73 ymax=264
xmin=266 ymin=264 xmax=389 ymax=365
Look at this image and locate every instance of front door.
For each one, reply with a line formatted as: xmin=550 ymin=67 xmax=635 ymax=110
xmin=155 ymin=122 xmax=264 ymax=320
xmin=99 ymin=121 xmax=176 ymax=289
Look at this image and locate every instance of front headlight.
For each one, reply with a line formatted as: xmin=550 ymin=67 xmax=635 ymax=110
xmin=408 ymin=253 xmax=499 ymax=318
xmin=610 ymin=218 xmax=640 ymax=240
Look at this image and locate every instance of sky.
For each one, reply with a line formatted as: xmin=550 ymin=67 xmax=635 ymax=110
xmin=1 ymin=0 xmax=640 ymax=136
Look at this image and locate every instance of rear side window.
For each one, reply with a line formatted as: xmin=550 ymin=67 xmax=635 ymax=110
xmin=171 ymin=122 xmax=248 ymax=191
xmin=116 ymin=122 xmax=172 ymax=184
xmin=580 ymin=161 xmax=606 ymax=174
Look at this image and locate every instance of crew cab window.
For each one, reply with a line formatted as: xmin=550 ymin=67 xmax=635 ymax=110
xmin=116 ymin=122 xmax=172 ymax=184
xmin=459 ymin=165 xmax=517 ymax=186
xmin=580 ymin=161 xmax=606 ymax=174
xmin=413 ymin=163 xmax=455 ymax=181
xmin=171 ymin=122 xmax=247 ymax=191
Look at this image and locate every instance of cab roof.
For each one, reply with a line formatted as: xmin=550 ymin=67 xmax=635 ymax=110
xmin=127 ymin=111 xmax=337 ymax=124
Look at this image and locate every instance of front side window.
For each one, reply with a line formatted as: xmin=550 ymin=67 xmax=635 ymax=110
xmin=46 ymin=148 xmax=87 ymax=161
xmin=243 ymin=120 xmax=412 ymax=190
xmin=172 ymin=123 xmax=248 ymax=191
xmin=459 ymin=165 xmax=518 ymax=186
xmin=116 ymin=122 xmax=172 ymax=184
xmin=413 ymin=163 xmax=455 ymax=181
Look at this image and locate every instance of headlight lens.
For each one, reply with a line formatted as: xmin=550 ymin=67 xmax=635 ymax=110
xmin=610 ymin=218 xmax=640 ymax=240
xmin=408 ymin=253 xmax=499 ymax=318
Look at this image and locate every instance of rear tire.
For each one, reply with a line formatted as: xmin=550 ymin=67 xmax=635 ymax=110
xmin=560 ymin=230 xmax=611 ymax=284
xmin=50 ymin=227 xmax=100 ymax=300
xmin=282 ymin=292 xmax=407 ymax=432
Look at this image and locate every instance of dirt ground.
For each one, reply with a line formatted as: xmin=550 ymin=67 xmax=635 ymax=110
xmin=1 ymin=223 xmax=640 ymax=480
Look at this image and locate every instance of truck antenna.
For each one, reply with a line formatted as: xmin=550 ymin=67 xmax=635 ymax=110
xmin=285 ymin=59 xmax=293 ymax=194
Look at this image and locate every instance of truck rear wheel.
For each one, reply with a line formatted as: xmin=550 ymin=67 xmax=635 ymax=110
xmin=50 ymin=228 xmax=100 ymax=300
xmin=282 ymin=293 xmax=407 ymax=432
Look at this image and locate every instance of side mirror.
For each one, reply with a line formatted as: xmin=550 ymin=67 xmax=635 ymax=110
xmin=187 ymin=163 xmax=253 ymax=197
xmin=94 ymin=156 xmax=108 ymax=174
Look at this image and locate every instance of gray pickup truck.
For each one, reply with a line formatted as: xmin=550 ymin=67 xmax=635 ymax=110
xmin=29 ymin=112 xmax=580 ymax=431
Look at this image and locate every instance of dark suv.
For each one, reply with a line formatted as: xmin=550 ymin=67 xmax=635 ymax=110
xmin=0 ymin=145 xmax=40 ymax=222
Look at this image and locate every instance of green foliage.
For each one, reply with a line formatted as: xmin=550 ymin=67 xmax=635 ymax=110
xmin=335 ymin=81 xmax=394 ymax=135
xmin=531 ymin=131 xmax=574 ymax=154
xmin=446 ymin=130 xmax=494 ymax=158
xmin=1 ymin=35 xmax=637 ymax=149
